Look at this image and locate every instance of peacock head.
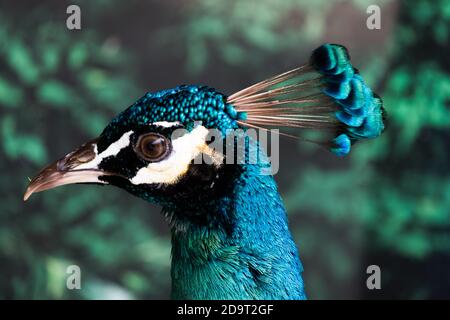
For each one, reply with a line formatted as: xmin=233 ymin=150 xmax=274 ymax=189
xmin=23 ymin=85 xmax=247 ymax=207
xmin=24 ymin=44 xmax=386 ymax=209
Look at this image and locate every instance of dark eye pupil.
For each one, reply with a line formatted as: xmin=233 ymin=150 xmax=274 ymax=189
xmin=145 ymin=138 xmax=163 ymax=155
xmin=136 ymin=134 xmax=169 ymax=161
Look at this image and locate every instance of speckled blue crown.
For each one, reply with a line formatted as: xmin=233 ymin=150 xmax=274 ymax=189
xmin=104 ymin=85 xmax=244 ymax=139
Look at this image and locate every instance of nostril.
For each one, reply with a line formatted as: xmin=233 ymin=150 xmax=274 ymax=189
xmin=76 ymin=148 xmax=95 ymax=163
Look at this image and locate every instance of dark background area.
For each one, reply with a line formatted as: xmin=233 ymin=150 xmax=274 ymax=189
xmin=0 ymin=0 xmax=449 ymax=299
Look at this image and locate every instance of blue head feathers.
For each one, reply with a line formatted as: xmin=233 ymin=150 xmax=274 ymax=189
xmin=104 ymin=85 xmax=241 ymax=139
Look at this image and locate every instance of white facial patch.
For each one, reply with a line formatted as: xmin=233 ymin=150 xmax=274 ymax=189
xmin=153 ymin=121 xmax=181 ymax=128
xmin=130 ymin=125 xmax=223 ymax=185
xmin=76 ymin=131 xmax=134 ymax=170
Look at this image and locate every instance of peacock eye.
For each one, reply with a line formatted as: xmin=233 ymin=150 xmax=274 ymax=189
xmin=135 ymin=133 xmax=171 ymax=162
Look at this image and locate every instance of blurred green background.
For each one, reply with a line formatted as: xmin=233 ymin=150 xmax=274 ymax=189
xmin=0 ymin=0 xmax=449 ymax=299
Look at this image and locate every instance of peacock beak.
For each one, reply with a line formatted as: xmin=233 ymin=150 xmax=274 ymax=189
xmin=23 ymin=138 xmax=112 ymax=201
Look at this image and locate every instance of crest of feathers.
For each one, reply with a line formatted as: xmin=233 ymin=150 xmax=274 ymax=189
xmin=229 ymin=44 xmax=386 ymax=156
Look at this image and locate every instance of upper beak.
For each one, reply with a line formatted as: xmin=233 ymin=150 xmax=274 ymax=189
xmin=24 ymin=138 xmax=111 ymax=201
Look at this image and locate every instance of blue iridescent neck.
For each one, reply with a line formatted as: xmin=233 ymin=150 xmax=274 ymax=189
xmin=169 ymin=162 xmax=306 ymax=300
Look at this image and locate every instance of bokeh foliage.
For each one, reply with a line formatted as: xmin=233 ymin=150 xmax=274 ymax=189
xmin=0 ymin=0 xmax=449 ymax=299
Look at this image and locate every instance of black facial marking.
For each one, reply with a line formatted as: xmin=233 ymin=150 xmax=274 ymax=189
xmin=96 ymin=123 xmax=188 ymax=179
xmin=98 ymin=144 xmax=145 ymax=179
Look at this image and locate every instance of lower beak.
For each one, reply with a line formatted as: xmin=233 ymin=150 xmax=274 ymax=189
xmin=24 ymin=139 xmax=111 ymax=201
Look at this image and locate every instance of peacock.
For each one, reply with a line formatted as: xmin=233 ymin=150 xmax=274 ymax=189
xmin=24 ymin=44 xmax=385 ymax=300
